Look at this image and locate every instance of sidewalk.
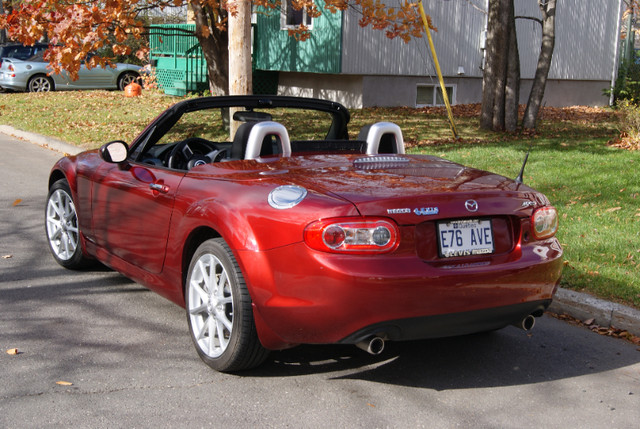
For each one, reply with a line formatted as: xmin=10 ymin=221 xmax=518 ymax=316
xmin=2 ymin=125 xmax=639 ymax=338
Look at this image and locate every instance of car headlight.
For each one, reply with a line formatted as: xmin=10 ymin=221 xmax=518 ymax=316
xmin=304 ymin=217 xmax=399 ymax=254
xmin=531 ymin=206 xmax=558 ymax=240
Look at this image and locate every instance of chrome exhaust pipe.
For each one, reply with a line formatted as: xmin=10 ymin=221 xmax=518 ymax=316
xmin=356 ymin=337 xmax=385 ymax=355
xmin=513 ymin=314 xmax=536 ymax=331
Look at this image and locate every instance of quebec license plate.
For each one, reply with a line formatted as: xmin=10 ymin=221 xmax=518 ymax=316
xmin=437 ymin=219 xmax=494 ymax=258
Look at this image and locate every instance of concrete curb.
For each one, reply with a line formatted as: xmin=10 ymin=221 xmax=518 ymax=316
xmin=2 ymin=126 xmax=639 ymax=338
xmin=548 ymin=288 xmax=640 ymax=337
xmin=0 ymin=125 xmax=83 ymax=155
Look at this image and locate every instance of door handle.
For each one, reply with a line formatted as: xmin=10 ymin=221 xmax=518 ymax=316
xmin=149 ymin=183 xmax=169 ymax=193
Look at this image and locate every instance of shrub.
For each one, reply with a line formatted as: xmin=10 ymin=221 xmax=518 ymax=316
xmin=616 ymin=99 xmax=640 ymax=148
xmin=608 ymin=58 xmax=640 ymax=104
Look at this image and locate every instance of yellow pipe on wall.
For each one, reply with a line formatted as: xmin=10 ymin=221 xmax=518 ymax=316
xmin=418 ymin=2 xmax=458 ymax=139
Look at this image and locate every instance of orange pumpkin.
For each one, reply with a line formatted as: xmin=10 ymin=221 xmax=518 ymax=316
xmin=124 ymin=82 xmax=142 ymax=97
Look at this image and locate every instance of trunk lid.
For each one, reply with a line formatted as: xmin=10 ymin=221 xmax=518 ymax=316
xmin=281 ymin=154 xmax=545 ymax=222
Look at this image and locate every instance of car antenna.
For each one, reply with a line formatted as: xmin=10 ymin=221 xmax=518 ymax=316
xmin=514 ymin=141 xmax=533 ymax=184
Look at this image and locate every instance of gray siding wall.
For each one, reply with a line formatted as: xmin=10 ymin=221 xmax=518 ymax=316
xmin=342 ymin=0 xmax=486 ymax=77
xmin=516 ymin=0 xmax=622 ymax=80
xmin=342 ymin=0 xmax=622 ymax=81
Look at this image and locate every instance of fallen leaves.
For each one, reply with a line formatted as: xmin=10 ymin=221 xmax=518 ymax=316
xmin=412 ymin=104 xmax=618 ymax=122
xmin=609 ymin=133 xmax=640 ymax=151
xmin=550 ymin=313 xmax=640 ymax=347
xmin=5 ymin=349 xmax=76 ymax=384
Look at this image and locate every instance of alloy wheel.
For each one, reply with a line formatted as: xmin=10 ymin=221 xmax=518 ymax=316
xmin=46 ymin=188 xmax=79 ymax=261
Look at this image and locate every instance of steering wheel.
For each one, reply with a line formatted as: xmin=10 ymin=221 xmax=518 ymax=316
xmin=204 ymin=148 xmax=228 ymax=163
xmin=167 ymin=137 xmax=215 ymax=170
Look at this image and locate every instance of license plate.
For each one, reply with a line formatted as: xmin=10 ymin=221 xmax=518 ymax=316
xmin=437 ymin=219 xmax=494 ymax=258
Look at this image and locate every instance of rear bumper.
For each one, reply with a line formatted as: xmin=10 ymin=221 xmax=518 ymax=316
xmin=0 ymin=77 xmax=26 ymax=91
xmin=338 ymin=299 xmax=551 ymax=344
xmin=239 ymin=238 xmax=563 ymax=349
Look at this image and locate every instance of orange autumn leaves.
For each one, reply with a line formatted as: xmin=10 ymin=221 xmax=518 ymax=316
xmin=0 ymin=0 xmax=146 ymax=79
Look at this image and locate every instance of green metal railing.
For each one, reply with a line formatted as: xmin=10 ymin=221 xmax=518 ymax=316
xmin=149 ymin=24 xmax=208 ymax=96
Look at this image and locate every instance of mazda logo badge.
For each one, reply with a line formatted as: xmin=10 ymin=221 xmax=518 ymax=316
xmin=465 ymin=200 xmax=478 ymax=212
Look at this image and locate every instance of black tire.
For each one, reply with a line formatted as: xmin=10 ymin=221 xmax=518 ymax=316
xmin=118 ymin=72 xmax=139 ymax=91
xmin=45 ymin=179 xmax=90 ymax=269
xmin=27 ymin=75 xmax=54 ymax=92
xmin=185 ymin=238 xmax=269 ymax=372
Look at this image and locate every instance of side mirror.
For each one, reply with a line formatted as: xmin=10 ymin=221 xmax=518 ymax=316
xmin=100 ymin=140 xmax=129 ymax=163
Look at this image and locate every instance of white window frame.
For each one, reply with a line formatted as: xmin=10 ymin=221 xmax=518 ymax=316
xmin=280 ymin=0 xmax=314 ymax=30
xmin=416 ymin=84 xmax=456 ymax=107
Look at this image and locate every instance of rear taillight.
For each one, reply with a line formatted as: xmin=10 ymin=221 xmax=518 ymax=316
xmin=531 ymin=206 xmax=558 ymax=240
xmin=304 ymin=217 xmax=399 ymax=254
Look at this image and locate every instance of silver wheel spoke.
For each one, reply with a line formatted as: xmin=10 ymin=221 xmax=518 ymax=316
xmin=197 ymin=314 xmax=210 ymax=341
xmin=216 ymin=270 xmax=228 ymax=293
xmin=189 ymin=303 xmax=207 ymax=315
xmin=62 ymin=233 xmax=71 ymax=257
xmin=192 ymin=279 xmax=209 ymax=304
xmin=218 ymin=296 xmax=232 ymax=305
xmin=216 ymin=320 xmax=228 ymax=349
xmin=197 ymin=258 xmax=210 ymax=292
xmin=48 ymin=223 xmax=62 ymax=240
xmin=217 ymin=311 xmax=233 ymax=332
xmin=208 ymin=316 xmax=217 ymax=354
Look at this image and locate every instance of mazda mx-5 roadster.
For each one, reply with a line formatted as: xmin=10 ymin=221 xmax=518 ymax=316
xmin=46 ymin=96 xmax=562 ymax=371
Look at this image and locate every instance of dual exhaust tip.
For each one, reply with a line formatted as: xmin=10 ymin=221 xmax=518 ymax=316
xmin=356 ymin=336 xmax=385 ymax=355
xmin=512 ymin=314 xmax=536 ymax=331
xmin=355 ymin=314 xmax=536 ymax=355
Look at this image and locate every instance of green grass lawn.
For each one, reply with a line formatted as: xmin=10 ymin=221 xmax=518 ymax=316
xmin=1 ymin=90 xmax=638 ymax=307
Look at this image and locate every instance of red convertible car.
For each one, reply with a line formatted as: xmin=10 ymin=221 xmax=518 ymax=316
xmin=45 ymin=96 xmax=563 ymax=372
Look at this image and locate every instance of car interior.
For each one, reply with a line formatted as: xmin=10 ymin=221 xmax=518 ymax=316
xmin=137 ymin=104 xmax=405 ymax=171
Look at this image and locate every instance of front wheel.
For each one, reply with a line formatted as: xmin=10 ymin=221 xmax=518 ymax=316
xmin=45 ymin=179 xmax=90 ymax=269
xmin=186 ymin=238 xmax=269 ymax=372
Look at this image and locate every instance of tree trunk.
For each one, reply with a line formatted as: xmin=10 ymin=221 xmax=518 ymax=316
xmin=480 ymin=0 xmax=512 ymax=131
xmin=522 ymin=0 xmax=556 ymax=130
xmin=504 ymin=1 xmax=520 ymax=132
xmin=228 ymin=0 xmax=252 ymax=96
xmin=190 ymin=1 xmax=229 ymax=96
xmin=480 ymin=0 xmax=501 ymax=129
xmin=227 ymin=0 xmax=253 ymax=138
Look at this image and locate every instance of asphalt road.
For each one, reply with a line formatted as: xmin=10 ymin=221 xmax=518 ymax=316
xmin=1 ymin=133 xmax=639 ymax=428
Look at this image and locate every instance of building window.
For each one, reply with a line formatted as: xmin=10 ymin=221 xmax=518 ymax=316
xmin=416 ymin=84 xmax=456 ymax=107
xmin=281 ymin=0 xmax=313 ymax=30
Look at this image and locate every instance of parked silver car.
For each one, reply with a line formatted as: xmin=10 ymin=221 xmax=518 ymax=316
xmin=0 ymin=52 xmax=141 ymax=92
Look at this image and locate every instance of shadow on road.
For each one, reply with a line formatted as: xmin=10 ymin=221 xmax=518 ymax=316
xmin=247 ymin=318 xmax=639 ymax=390
xmin=2 ymin=193 xmax=638 ymax=392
